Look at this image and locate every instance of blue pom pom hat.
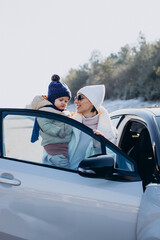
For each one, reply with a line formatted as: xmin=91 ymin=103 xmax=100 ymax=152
xmin=48 ymin=74 xmax=71 ymax=104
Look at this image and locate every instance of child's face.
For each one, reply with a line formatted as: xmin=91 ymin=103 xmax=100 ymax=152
xmin=54 ymin=96 xmax=69 ymax=110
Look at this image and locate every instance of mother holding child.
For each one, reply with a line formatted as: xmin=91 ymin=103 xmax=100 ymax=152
xmin=28 ymin=74 xmax=117 ymax=170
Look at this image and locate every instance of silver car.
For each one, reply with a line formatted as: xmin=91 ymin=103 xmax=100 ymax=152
xmin=0 ymin=107 xmax=159 ymax=240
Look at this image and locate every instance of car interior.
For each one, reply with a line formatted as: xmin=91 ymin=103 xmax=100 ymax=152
xmin=119 ymin=120 xmax=156 ymax=189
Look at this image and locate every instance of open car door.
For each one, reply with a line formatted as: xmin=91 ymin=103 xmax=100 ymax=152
xmin=0 ymin=108 xmax=143 ymax=240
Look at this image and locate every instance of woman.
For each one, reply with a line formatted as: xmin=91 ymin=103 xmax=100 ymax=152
xmin=69 ymin=84 xmax=118 ymax=170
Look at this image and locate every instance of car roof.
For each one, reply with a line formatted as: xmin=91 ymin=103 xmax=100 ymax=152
xmin=110 ymin=107 xmax=160 ymax=118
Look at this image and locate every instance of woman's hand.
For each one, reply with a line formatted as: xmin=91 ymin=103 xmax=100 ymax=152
xmin=93 ymin=129 xmax=105 ymax=138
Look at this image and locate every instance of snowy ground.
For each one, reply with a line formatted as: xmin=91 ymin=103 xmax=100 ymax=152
xmin=102 ymin=99 xmax=160 ymax=113
xmin=68 ymin=98 xmax=160 ymax=113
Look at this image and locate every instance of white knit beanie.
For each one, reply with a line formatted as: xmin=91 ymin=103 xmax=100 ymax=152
xmin=77 ymin=85 xmax=105 ymax=111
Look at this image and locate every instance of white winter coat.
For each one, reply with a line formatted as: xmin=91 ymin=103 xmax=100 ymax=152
xmin=69 ymin=106 xmax=118 ymax=169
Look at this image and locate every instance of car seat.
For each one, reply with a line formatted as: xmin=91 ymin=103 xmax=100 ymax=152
xmin=127 ymin=128 xmax=155 ymax=190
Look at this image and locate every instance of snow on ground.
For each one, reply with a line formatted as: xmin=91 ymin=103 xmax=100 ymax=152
xmin=102 ymin=99 xmax=160 ymax=113
xmin=68 ymin=98 xmax=160 ymax=113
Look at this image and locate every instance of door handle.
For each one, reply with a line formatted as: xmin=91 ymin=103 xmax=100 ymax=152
xmin=0 ymin=173 xmax=21 ymax=186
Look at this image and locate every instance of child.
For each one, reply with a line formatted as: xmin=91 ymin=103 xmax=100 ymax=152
xmin=27 ymin=74 xmax=72 ymax=168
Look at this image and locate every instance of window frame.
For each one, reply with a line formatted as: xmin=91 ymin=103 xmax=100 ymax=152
xmin=0 ymin=108 xmax=138 ymax=178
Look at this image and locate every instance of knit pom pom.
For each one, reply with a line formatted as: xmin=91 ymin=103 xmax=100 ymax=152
xmin=51 ymin=74 xmax=60 ymax=82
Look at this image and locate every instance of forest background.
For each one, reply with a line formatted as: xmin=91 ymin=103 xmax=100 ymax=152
xmin=64 ymin=33 xmax=160 ymax=102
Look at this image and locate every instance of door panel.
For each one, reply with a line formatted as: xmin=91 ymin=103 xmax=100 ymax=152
xmin=0 ymin=158 xmax=142 ymax=240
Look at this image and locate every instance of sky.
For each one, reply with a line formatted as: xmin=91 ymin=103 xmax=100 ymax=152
xmin=0 ymin=0 xmax=160 ymax=108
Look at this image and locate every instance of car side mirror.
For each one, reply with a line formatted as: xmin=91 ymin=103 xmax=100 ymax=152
xmin=78 ymin=155 xmax=114 ymax=179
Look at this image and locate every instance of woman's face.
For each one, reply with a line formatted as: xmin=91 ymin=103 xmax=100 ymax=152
xmin=74 ymin=93 xmax=94 ymax=117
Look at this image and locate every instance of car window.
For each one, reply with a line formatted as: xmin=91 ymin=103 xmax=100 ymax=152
xmin=2 ymin=113 xmax=103 ymax=169
xmin=2 ymin=110 xmax=135 ymax=173
xmin=119 ymin=120 xmax=148 ymax=154
xmin=115 ymin=118 xmax=156 ymax=182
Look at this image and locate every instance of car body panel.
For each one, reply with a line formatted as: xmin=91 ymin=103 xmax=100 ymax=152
xmin=0 ymin=158 xmax=142 ymax=240
xmin=137 ymin=183 xmax=160 ymax=240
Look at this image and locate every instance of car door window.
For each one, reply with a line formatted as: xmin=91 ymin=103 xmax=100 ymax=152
xmin=1 ymin=110 xmax=136 ymax=174
xmin=2 ymin=113 xmax=104 ymax=169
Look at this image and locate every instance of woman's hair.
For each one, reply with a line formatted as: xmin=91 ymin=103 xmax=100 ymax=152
xmin=91 ymin=106 xmax=98 ymax=114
